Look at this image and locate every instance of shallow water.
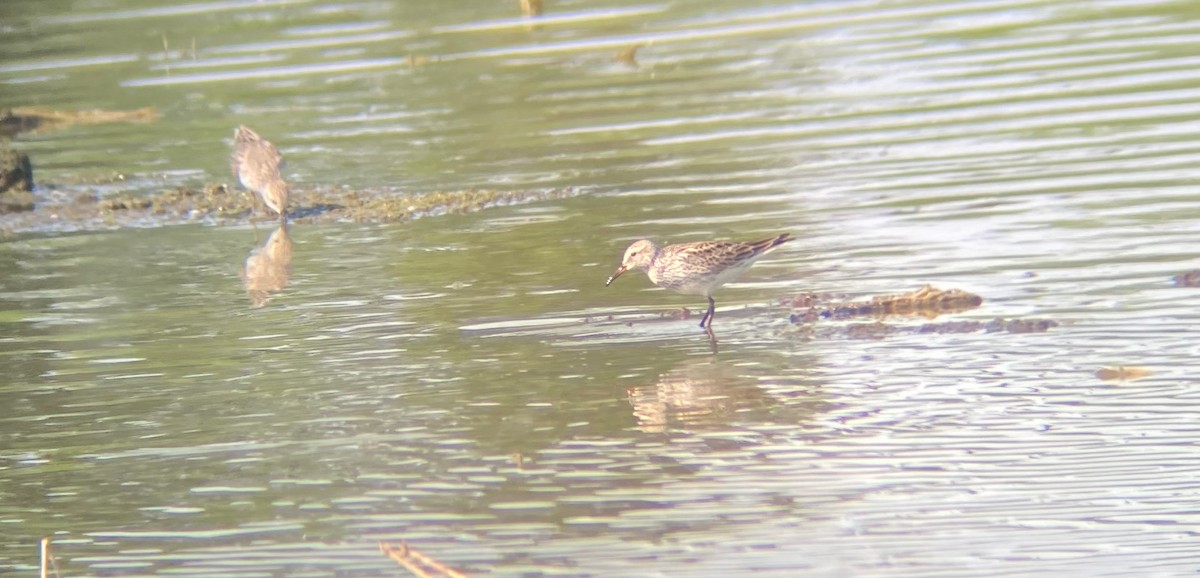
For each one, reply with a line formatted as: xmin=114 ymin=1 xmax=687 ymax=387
xmin=3 ymin=0 xmax=1200 ymax=576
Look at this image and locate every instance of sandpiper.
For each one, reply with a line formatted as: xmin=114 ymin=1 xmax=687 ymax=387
xmin=606 ymin=233 xmax=793 ymax=333
xmin=231 ymin=125 xmax=290 ymax=223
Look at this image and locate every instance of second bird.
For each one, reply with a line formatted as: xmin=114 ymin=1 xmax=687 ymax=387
xmin=606 ymin=233 xmax=793 ymax=333
xmin=232 ymin=125 xmax=290 ymax=223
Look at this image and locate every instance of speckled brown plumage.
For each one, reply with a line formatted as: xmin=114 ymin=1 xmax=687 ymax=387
xmin=231 ymin=125 xmax=289 ymax=222
xmin=606 ymin=233 xmax=793 ymax=331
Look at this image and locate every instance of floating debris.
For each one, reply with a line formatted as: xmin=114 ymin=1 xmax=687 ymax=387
xmin=380 ymin=542 xmax=469 ymax=578
xmin=787 ymin=285 xmax=983 ymax=321
xmin=1095 ymin=366 xmax=1152 ymax=382
xmin=615 ymin=43 xmax=645 ymax=67
xmin=841 ymin=284 xmax=982 ymax=319
xmin=783 ymin=286 xmax=1057 ymax=338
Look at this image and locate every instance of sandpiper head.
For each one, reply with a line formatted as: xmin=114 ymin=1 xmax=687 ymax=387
xmin=263 ymin=180 xmax=289 ymax=212
xmin=606 ymin=239 xmax=658 ymax=286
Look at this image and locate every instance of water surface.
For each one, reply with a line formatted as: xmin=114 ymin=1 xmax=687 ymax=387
xmin=2 ymin=0 xmax=1200 ymax=576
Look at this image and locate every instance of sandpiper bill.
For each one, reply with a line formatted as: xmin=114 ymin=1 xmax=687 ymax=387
xmin=232 ymin=125 xmax=290 ymax=223
xmin=606 ymin=233 xmax=793 ymax=333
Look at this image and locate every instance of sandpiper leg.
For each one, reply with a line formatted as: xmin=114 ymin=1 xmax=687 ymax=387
xmin=699 ymin=296 xmax=716 ymax=329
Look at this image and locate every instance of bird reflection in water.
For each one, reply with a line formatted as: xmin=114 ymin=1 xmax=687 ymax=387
xmin=241 ymin=225 xmax=293 ymax=308
xmin=627 ymin=358 xmax=766 ymax=433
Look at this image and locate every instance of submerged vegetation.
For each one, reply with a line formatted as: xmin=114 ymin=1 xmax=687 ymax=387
xmin=1 ymin=106 xmax=157 ymax=139
xmin=0 ymin=183 xmax=581 ymax=236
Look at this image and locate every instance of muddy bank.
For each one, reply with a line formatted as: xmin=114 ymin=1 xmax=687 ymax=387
xmin=0 ymin=183 xmax=582 ymax=236
xmin=1 ymin=106 xmax=157 ymax=139
xmin=0 ymin=105 xmax=578 ymax=235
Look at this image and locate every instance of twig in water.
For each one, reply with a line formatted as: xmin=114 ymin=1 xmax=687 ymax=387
xmin=40 ymin=536 xmax=61 ymax=578
xmin=379 ymin=542 xmax=468 ymax=578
